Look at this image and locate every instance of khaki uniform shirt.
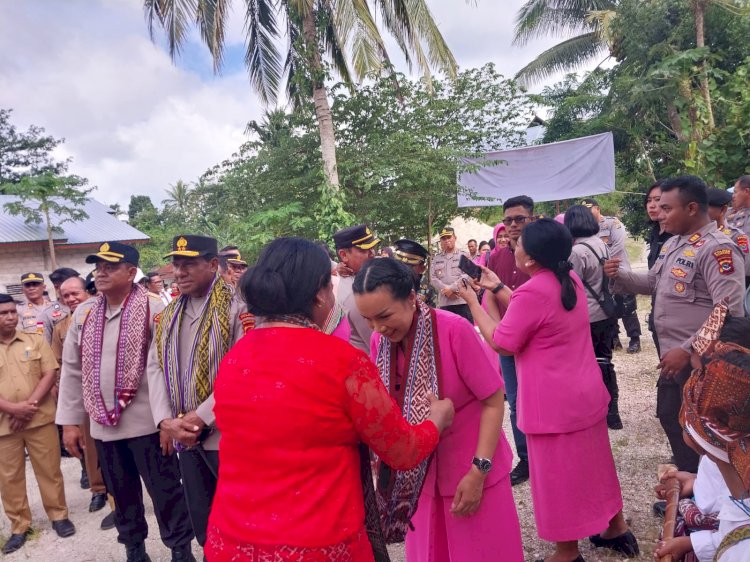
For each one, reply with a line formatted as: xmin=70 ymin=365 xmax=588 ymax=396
xmin=50 ymin=315 xmax=73 ymax=366
xmin=598 ymin=216 xmax=631 ymax=270
xmin=725 ymin=206 xmax=750 ymax=233
xmin=336 ymin=276 xmax=372 ymax=354
xmin=147 ymin=294 xmax=246 ymax=451
xmin=570 ymin=236 xmax=610 ymax=323
xmin=16 ymin=299 xmax=52 ymax=335
xmin=430 ymin=250 xmax=470 ymax=308
xmin=718 ymin=224 xmax=750 ymax=278
xmin=56 ymin=292 xmax=165 ymax=442
xmin=0 ymin=330 xmax=58 ymax=436
xmin=37 ymin=302 xmax=70 ymax=343
xmin=612 ymin=221 xmax=745 ymax=357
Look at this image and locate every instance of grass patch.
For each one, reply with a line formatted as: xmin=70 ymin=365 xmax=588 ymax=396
xmin=625 ymin=237 xmax=644 ymax=264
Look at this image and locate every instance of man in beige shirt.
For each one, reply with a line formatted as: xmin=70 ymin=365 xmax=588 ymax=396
xmin=0 ymin=293 xmax=75 ymax=554
xmin=56 ymin=242 xmax=195 ymax=562
xmin=148 ymin=235 xmax=248 ymax=551
xmin=16 ymin=272 xmax=52 ymax=335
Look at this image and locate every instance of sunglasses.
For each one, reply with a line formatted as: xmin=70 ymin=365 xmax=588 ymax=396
xmin=502 ymin=215 xmax=533 ymax=226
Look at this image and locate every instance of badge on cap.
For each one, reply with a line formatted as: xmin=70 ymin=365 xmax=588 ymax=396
xmin=713 ymin=248 xmax=735 ymax=275
xmin=177 ymin=237 xmax=188 ymax=252
xmin=100 ymin=242 xmax=110 ymax=253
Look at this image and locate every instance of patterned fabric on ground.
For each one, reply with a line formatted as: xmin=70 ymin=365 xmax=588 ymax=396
xmin=81 ymin=284 xmax=150 ymax=426
xmin=374 ymin=301 xmax=442 ymax=543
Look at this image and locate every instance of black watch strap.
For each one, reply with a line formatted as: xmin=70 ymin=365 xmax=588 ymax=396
xmin=472 ymin=456 xmax=492 ymax=474
xmin=491 ymin=282 xmax=505 ymax=294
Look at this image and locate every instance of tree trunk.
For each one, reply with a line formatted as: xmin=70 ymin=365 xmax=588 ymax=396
xmin=44 ymin=206 xmax=58 ymax=270
xmin=301 ymin=8 xmax=340 ymax=189
xmin=693 ymin=0 xmax=715 ymax=130
xmin=426 ymin=202 xmax=433 ymax=285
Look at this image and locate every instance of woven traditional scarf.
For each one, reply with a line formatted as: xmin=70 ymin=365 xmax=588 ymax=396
xmin=322 ymin=302 xmax=345 ymax=335
xmin=80 ymin=284 xmax=150 ymax=426
xmin=374 ymin=301 xmax=442 ymax=543
xmin=156 ymin=276 xmax=232 ymax=416
xmin=714 ymin=523 xmax=750 ymax=561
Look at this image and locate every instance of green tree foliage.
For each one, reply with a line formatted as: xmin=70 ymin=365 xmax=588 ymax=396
xmin=3 ymin=173 xmax=93 ymax=269
xmin=0 ymin=109 xmax=66 ymax=186
xmin=134 ymin=65 xmax=533 ymax=262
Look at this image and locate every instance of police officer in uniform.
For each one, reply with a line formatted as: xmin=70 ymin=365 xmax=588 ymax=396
xmin=37 ymin=268 xmax=80 ymax=343
xmin=726 ymin=175 xmax=750 ymax=233
xmin=707 ymin=187 xmax=750 ymax=286
xmin=56 ymin=242 xmax=195 ymax=562
xmin=430 ymin=226 xmax=472 ymax=322
xmin=604 ymin=176 xmax=745 ymax=473
xmin=148 ymin=235 xmax=249 ymax=552
xmin=393 ymin=239 xmax=436 ymax=307
xmin=0 ymin=293 xmax=76 ymax=554
xmin=16 ymin=273 xmax=52 ymax=335
xmin=333 ymin=224 xmax=380 ymax=354
xmin=582 ymin=198 xmax=642 ymax=353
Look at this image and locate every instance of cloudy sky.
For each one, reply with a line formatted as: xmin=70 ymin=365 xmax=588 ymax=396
xmin=0 ymin=0 xmax=577 ymax=208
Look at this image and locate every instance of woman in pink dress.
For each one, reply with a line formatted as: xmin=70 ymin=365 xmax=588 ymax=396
xmin=459 ymin=219 xmax=639 ymax=562
xmin=353 ymin=258 xmax=523 ymax=562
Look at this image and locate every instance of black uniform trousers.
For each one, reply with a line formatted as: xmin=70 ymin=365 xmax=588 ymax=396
xmin=656 ymin=367 xmax=700 ymax=473
xmin=590 ymin=317 xmax=619 ymax=415
xmin=441 ymin=304 xmax=474 ymax=324
xmin=178 ymin=448 xmax=219 ymax=547
xmin=616 ymin=294 xmax=641 ymax=340
xmin=95 ymin=432 xmax=194 ymax=549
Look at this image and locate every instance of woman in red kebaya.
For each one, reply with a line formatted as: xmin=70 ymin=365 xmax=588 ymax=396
xmin=205 ymin=237 xmax=455 ymax=562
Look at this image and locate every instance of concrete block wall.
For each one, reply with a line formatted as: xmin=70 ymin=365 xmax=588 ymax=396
xmin=0 ymin=245 xmax=92 ymax=299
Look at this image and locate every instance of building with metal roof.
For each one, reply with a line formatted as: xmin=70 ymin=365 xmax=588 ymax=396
xmin=0 ymin=195 xmax=149 ymax=296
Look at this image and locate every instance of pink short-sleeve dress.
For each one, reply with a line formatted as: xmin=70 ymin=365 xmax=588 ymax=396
xmin=493 ymin=269 xmax=623 ymax=541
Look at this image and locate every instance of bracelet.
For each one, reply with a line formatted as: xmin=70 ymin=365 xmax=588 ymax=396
xmin=491 ymin=282 xmax=505 ymax=294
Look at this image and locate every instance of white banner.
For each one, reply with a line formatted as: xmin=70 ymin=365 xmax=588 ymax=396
xmin=458 ymin=132 xmax=615 ymax=207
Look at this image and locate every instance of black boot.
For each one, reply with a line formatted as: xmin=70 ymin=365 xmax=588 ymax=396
xmin=126 ymin=542 xmax=151 ymax=562
xmin=602 ymin=364 xmax=623 ymax=430
xmin=171 ymin=543 xmax=196 ymax=562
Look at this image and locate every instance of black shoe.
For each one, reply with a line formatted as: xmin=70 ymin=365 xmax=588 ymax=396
xmin=607 ymin=413 xmax=624 ymax=430
xmin=171 ymin=543 xmax=197 ymax=562
xmin=1 ymin=529 xmax=31 ymax=555
xmin=51 ymin=518 xmax=76 ymax=538
xmin=126 ymin=542 xmax=152 ymax=562
xmin=589 ymin=530 xmax=640 ymax=557
xmin=653 ymin=500 xmax=667 ymax=518
xmin=60 ymin=447 xmax=72 ymax=458
xmin=100 ymin=511 xmax=116 ymax=530
xmin=89 ymin=492 xmax=107 ymax=512
xmin=509 ymin=459 xmax=529 ymax=486
xmin=613 ymin=339 xmax=623 ymax=351
xmin=627 ymin=338 xmax=641 ymax=353
xmin=80 ymin=469 xmax=90 ymax=490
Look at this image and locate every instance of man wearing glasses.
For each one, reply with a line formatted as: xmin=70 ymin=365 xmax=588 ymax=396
xmin=16 ymin=273 xmax=52 ymax=335
xmin=486 ymin=195 xmax=535 ymax=486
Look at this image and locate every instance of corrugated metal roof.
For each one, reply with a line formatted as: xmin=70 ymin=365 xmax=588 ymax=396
xmin=0 ymin=195 xmax=149 ymax=245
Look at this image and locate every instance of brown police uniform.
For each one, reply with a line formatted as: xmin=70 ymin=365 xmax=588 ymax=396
xmin=430 ymin=241 xmax=472 ymax=324
xmin=612 ymin=220 xmax=745 ymax=472
xmin=719 ymin=224 xmax=750 ymax=279
xmin=50 ymin=314 xmax=107 ymax=498
xmin=38 ymin=301 xmax=70 ymax=344
xmin=0 ymin=330 xmax=68 ymax=534
xmin=16 ymin=299 xmax=52 ymax=335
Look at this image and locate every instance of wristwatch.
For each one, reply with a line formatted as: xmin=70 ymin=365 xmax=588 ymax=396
xmin=472 ymin=456 xmax=492 ymax=474
xmin=491 ymin=282 xmax=505 ymax=294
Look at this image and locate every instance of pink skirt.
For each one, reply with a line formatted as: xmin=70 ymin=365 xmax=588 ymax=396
xmin=527 ymin=418 xmax=623 ymax=542
xmin=405 ymin=476 xmax=524 ymax=562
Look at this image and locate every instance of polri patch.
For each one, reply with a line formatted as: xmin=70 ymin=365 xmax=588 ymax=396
xmin=671 ymin=267 xmax=688 ymax=279
xmin=713 ymin=248 xmax=735 ymax=275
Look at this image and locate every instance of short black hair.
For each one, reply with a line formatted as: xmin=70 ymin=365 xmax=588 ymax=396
xmin=468 ymin=239 xmax=477 ymax=245
xmin=49 ymin=268 xmax=80 ymax=285
xmin=564 ymin=205 xmax=600 ymax=238
xmin=660 ymin=175 xmax=709 ymax=213
xmin=736 ymin=175 xmax=750 ymax=190
xmin=719 ymin=316 xmax=750 ymax=349
xmin=241 ymin=237 xmax=331 ymax=318
xmin=503 ymin=195 xmax=534 ymax=214
xmin=0 ymin=293 xmax=16 ymax=305
xmin=643 ymin=180 xmax=665 ymax=208
xmin=352 ymin=258 xmax=415 ymax=301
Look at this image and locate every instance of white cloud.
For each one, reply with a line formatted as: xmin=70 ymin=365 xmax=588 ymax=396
xmin=0 ymin=0 xmax=595 ymax=208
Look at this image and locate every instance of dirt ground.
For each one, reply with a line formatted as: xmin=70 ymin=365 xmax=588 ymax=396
xmin=0 ymin=316 xmax=669 ymax=562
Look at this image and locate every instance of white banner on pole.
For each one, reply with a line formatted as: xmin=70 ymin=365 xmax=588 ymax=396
xmin=457 ymin=132 xmax=615 ymax=207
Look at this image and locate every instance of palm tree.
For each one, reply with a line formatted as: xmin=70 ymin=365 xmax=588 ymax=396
xmin=163 ymin=179 xmax=192 ymax=216
xmin=512 ymin=0 xmax=617 ymax=87
xmin=143 ymin=0 xmax=457 ymax=190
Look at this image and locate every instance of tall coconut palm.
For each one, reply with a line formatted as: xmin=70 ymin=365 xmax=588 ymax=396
xmin=144 ymin=0 xmax=457 ymax=190
xmin=163 ymin=179 xmax=192 ymax=216
xmin=512 ymin=0 xmax=617 ymax=86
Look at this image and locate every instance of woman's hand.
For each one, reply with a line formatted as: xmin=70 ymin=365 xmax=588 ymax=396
xmin=427 ymin=393 xmax=454 ymax=434
xmin=654 ymin=536 xmax=692 ymax=561
xmin=477 ymin=266 xmax=501 ymax=290
xmin=456 ymin=279 xmax=479 ymax=305
xmin=450 ymin=467 xmax=485 ymax=517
